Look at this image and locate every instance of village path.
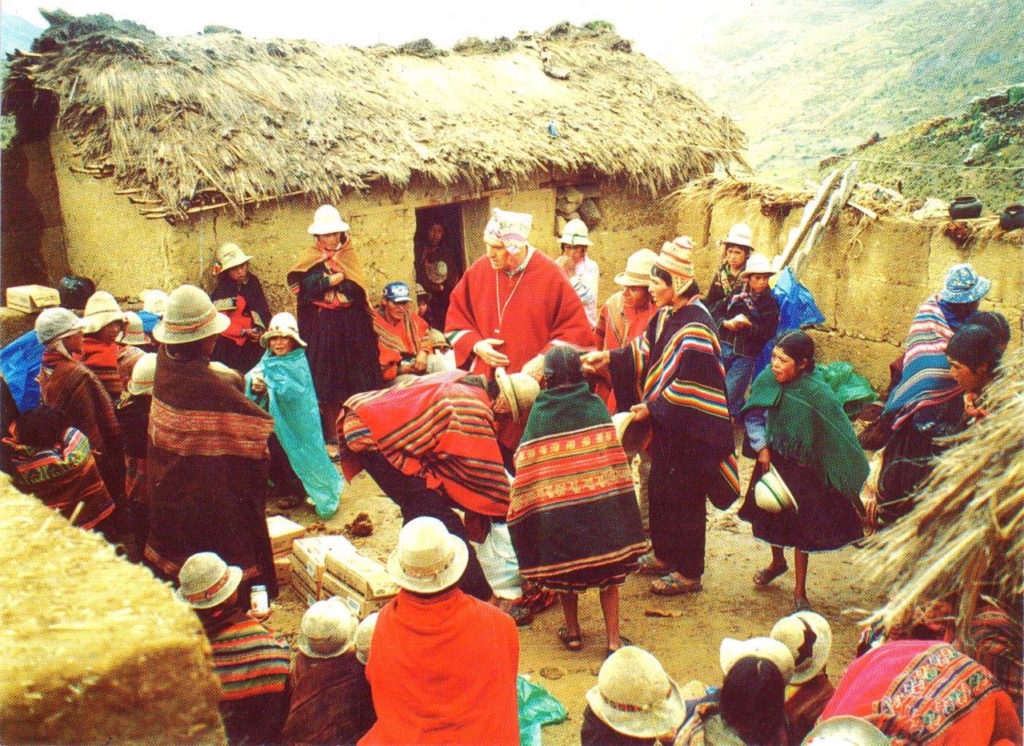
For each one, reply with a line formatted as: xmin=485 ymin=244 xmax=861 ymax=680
xmin=269 ymin=457 xmax=885 ymax=745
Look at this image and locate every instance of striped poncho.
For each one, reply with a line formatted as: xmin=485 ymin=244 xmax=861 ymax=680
xmin=339 ymin=370 xmax=510 ymax=517
xmin=509 ymin=382 xmax=647 ymax=589
xmin=883 ymin=295 xmax=963 ymax=432
xmin=372 ymin=306 xmax=432 ymax=383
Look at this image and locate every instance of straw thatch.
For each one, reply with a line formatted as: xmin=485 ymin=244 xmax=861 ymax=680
xmin=4 ymin=12 xmax=747 ymax=219
xmin=859 ymin=348 xmax=1024 ymax=637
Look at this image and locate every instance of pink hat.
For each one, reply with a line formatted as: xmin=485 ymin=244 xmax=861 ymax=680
xmin=655 ymin=236 xmax=696 ymax=295
xmin=483 ymin=208 xmax=532 ymax=255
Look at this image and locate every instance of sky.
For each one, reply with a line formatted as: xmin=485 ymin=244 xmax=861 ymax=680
xmin=0 ymin=0 xmax=751 ymax=72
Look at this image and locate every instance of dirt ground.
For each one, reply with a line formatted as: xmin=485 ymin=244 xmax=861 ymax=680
xmin=267 ymin=458 xmax=886 ymax=745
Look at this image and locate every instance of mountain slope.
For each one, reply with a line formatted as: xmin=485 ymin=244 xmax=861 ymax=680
xmin=2 ymin=13 xmax=42 ymax=56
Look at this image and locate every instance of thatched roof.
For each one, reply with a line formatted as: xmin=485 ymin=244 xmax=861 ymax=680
xmin=859 ymin=347 xmax=1024 ymax=637
xmin=4 ymin=12 xmax=747 ymax=219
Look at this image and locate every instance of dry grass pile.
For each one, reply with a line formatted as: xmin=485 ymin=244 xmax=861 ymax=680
xmin=668 ymin=176 xmax=811 ymax=220
xmin=0 ymin=476 xmax=225 ymax=744
xmin=859 ymin=348 xmax=1024 ymax=637
xmin=4 ymin=14 xmax=747 ymax=218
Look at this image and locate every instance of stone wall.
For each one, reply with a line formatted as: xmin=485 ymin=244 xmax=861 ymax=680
xmin=675 ymin=186 xmax=1024 ymax=391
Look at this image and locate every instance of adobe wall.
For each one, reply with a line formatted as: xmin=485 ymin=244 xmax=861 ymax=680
xmin=675 ymin=187 xmax=1024 ymax=391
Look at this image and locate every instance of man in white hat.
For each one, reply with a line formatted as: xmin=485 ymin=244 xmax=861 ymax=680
xmin=338 ymin=368 xmax=538 ymax=618
xmin=177 ymin=551 xmax=291 ymax=745
xmin=210 ymin=242 xmax=272 ymax=376
xmin=362 ymin=517 xmax=519 ymax=744
xmin=559 ymin=217 xmax=600 ymax=326
xmin=35 ymin=306 xmax=126 ymax=511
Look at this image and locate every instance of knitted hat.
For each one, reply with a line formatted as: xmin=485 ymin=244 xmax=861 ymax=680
xmin=770 ymin=611 xmax=832 ymax=684
xmin=655 ymin=236 xmax=696 ymax=295
xmin=387 ymin=517 xmax=469 ymax=594
xmin=81 ymin=291 xmax=127 ymax=334
xmin=214 ymin=242 xmax=253 ymax=274
xmin=296 ymin=599 xmax=358 ymax=659
xmin=175 ymin=552 xmax=242 ymax=610
xmin=483 ymin=208 xmax=532 ymax=255
xmin=127 ymin=352 xmax=158 ymax=397
xmin=939 ymin=263 xmax=991 ymax=304
xmin=261 ymin=312 xmax=307 ymax=348
xmin=355 ymin=611 xmax=379 ymax=665
xmin=308 ymin=205 xmax=351 ymax=236
xmin=152 ymin=285 xmax=230 ymax=345
xmin=585 ymin=647 xmax=686 ymax=739
xmin=35 ymin=307 xmax=83 ymax=345
xmin=614 ymin=249 xmax=658 ymax=287
xmin=559 ymin=217 xmax=592 ymax=247
xmin=118 ymin=311 xmax=149 ymax=347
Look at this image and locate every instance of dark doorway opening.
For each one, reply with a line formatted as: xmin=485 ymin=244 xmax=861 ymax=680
xmin=413 ymin=204 xmax=466 ymax=330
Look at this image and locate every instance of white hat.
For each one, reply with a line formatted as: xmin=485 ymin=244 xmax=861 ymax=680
xmin=175 ymin=552 xmax=242 ymax=609
xmin=153 ymin=285 xmax=230 ymax=345
xmin=739 ymin=253 xmax=777 ymax=278
xmin=612 ymin=411 xmax=649 ymax=453
xmin=308 ymin=205 xmax=351 ymax=236
xmin=355 ymin=611 xmax=379 ymax=665
xmin=722 ymin=223 xmax=754 ymax=250
xmin=771 ymin=611 xmax=832 ymax=684
xmin=127 ymin=352 xmax=158 ymax=397
xmin=81 ymin=291 xmax=127 ymax=334
xmin=214 ymin=242 xmax=253 ymax=274
xmin=425 ymin=260 xmax=448 ymax=286
xmin=559 ymin=217 xmax=592 ymax=247
xmin=387 ymin=517 xmax=469 ymax=594
xmin=719 ymin=636 xmax=795 ymax=683
xmin=494 ymin=368 xmax=540 ymax=424
xmin=118 ymin=311 xmax=149 ymax=347
xmin=35 ymin=307 xmax=84 ymax=345
xmin=804 ymin=716 xmax=891 ymax=745
xmin=585 ymin=647 xmax=686 ymax=739
xmin=614 ymin=249 xmax=658 ymax=287
xmin=754 ymin=465 xmax=798 ymax=513
xmin=261 ymin=311 xmax=307 ymax=348
xmin=296 ymin=599 xmax=358 ymax=659
xmin=142 ymin=289 xmax=168 ymax=316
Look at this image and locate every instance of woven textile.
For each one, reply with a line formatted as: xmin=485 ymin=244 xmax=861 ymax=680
xmin=81 ymin=336 xmax=122 ymax=401
xmin=205 ymin=612 xmax=290 ymax=701
xmin=372 ymin=306 xmax=432 ymax=382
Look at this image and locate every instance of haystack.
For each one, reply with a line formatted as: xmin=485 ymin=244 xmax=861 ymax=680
xmin=858 ymin=348 xmax=1024 ymax=638
xmin=0 ymin=476 xmax=225 ymax=744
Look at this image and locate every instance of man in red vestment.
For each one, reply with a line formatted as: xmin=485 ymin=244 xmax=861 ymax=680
xmin=445 ymin=207 xmax=595 ymax=450
xmin=361 ymin=517 xmax=519 ymax=745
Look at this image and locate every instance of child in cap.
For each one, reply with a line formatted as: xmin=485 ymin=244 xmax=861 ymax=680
xmin=704 ymin=223 xmax=753 ymax=325
xmin=210 ymin=242 xmax=273 ymax=376
xmin=719 ymin=253 xmax=780 ymax=419
xmin=559 ymin=218 xmax=600 ymax=326
xmin=371 ymin=281 xmax=433 ymax=384
xmin=246 ymin=312 xmax=344 ymax=518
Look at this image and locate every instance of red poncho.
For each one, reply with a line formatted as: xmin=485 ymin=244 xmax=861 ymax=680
xmin=361 ymin=589 xmax=519 ymax=745
xmin=372 ymin=307 xmax=431 ymax=383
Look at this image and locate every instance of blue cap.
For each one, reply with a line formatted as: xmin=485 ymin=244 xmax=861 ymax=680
xmin=383 ymin=281 xmax=412 ymax=303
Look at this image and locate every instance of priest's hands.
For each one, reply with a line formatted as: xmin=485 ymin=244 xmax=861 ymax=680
xmin=581 ymin=350 xmax=610 ymax=374
xmin=520 ymin=354 xmax=545 ymax=382
xmin=473 ymin=338 xmax=510 ymax=368
xmin=629 ymin=403 xmax=650 ymax=422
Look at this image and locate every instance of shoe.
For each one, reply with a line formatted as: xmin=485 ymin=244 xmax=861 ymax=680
xmin=494 ymin=598 xmax=533 ymax=626
xmin=650 ymin=574 xmax=702 ymax=596
xmin=558 ymin=626 xmax=583 ymax=651
xmin=636 ymin=552 xmax=671 ymax=576
xmin=753 ymin=563 xmax=788 ymax=586
xmin=606 ymin=635 xmax=632 ymax=659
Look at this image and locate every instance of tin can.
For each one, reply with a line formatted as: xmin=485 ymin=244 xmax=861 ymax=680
xmin=251 ymin=584 xmax=269 ymax=614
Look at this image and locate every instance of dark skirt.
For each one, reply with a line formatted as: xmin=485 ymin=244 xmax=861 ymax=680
xmin=299 ymin=304 xmax=382 ymax=405
xmin=877 ymin=423 xmax=940 ymax=525
xmin=212 ymin=337 xmax=264 ymax=376
xmin=739 ymin=452 xmax=863 ymax=552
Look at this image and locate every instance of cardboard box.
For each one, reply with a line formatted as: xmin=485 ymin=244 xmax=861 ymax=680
xmin=266 ymin=515 xmax=306 ymax=555
xmin=289 ymin=555 xmax=320 ymax=607
xmin=5 ymin=285 xmax=60 ymax=313
xmin=320 ymin=572 xmax=394 ymax=618
xmin=290 ymin=535 xmax=356 ymax=598
xmin=274 ymin=555 xmax=290 ymax=587
xmin=325 ymin=547 xmax=398 ymax=600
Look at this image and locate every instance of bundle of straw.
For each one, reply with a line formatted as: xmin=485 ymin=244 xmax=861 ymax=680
xmin=859 ymin=348 xmax=1023 ymax=638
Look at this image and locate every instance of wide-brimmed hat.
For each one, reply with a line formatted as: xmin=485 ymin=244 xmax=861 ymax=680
xmin=722 ymin=223 xmax=754 ymax=250
xmin=308 ymin=205 xmax=351 ymax=236
xmin=387 ymin=516 xmax=469 ymax=594
xmin=754 ymin=465 xmax=797 ymax=513
xmin=142 ymin=289 xmax=168 ymax=316
xmin=35 ymin=307 xmax=83 ymax=345
xmin=354 ymin=611 xmax=379 ymax=665
xmin=127 ymin=352 xmax=158 ymax=397
xmin=153 ymin=285 xmax=230 ymax=345
xmin=585 ymin=647 xmax=686 ymax=739
xmin=740 ymin=253 xmax=777 ymax=278
xmin=214 ymin=242 xmax=253 ymax=274
xmin=494 ymin=367 xmax=540 ymax=424
xmin=655 ymin=237 xmax=696 ymax=295
xmin=614 ymin=248 xmax=658 ymax=287
xmin=118 ymin=311 xmax=149 ymax=346
xmin=804 ymin=716 xmax=891 ymax=745
xmin=611 ymin=411 xmax=650 ymax=453
xmin=81 ymin=291 xmax=127 ymax=334
xmin=720 ymin=636 xmax=795 ymax=683
xmin=296 ymin=598 xmax=358 ymax=659
xmin=261 ymin=311 xmax=307 ymax=348
xmin=383 ymin=281 xmax=413 ymax=303
xmin=771 ymin=611 xmax=832 ymax=684
xmin=939 ymin=262 xmax=991 ymax=304
xmin=425 ymin=261 xmax=448 ymax=286
xmin=559 ymin=217 xmax=592 ymax=247
xmin=483 ymin=208 xmax=532 ymax=255
xmin=175 ymin=551 xmax=242 ymax=610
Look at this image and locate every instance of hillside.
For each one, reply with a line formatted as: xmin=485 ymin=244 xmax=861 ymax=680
xmin=1 ymin=13 xmax=42 ymax=56
xmin=823 ymin=84 xmax=1023 ymax=211
xmin=674 ymin=0 xmax=1024 ymax=184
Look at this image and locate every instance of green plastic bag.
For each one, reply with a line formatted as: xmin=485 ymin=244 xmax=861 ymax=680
xmin=820 ymin=361 xmax=877 ymax=416
xmin=518 ymin=675 xmax=568 ymax=746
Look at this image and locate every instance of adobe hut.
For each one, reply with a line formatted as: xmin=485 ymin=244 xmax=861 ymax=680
xmin=3 ymin=12 xmax=746 ymax=310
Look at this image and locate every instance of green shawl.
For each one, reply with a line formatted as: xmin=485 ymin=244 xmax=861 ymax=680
xmin=743 ymin=367 xmax=868 ymax=498
xmin=521 ymin=381 xmax=610 ymax=441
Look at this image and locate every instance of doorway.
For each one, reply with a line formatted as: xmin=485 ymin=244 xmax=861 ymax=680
xmin=412 ymin=204 xmax=467 ymax=329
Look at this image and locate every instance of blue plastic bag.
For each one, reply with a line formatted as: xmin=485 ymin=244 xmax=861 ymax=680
xmin=753 ymin=267 xmax=826 ymax=377
xmin=518 ymin=675 xmax=567 ymax=746
xmin=0 ymin=330 xmax=44 ymax=413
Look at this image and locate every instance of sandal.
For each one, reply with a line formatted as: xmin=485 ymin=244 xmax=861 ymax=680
xmin=558 ymin=626 xmax=583 ymax=652
xmin=753 ymin=563 xmax=788 ymax=587
xmin=636 ymin=552 xmax=671 ymax=577
xmin=495 ymin=599 xmax=534 ymax=627
xmin=650 ymin=574 xmax=702 ymax=596
xmin=606 ymin=635 xmax=632 ymax=659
